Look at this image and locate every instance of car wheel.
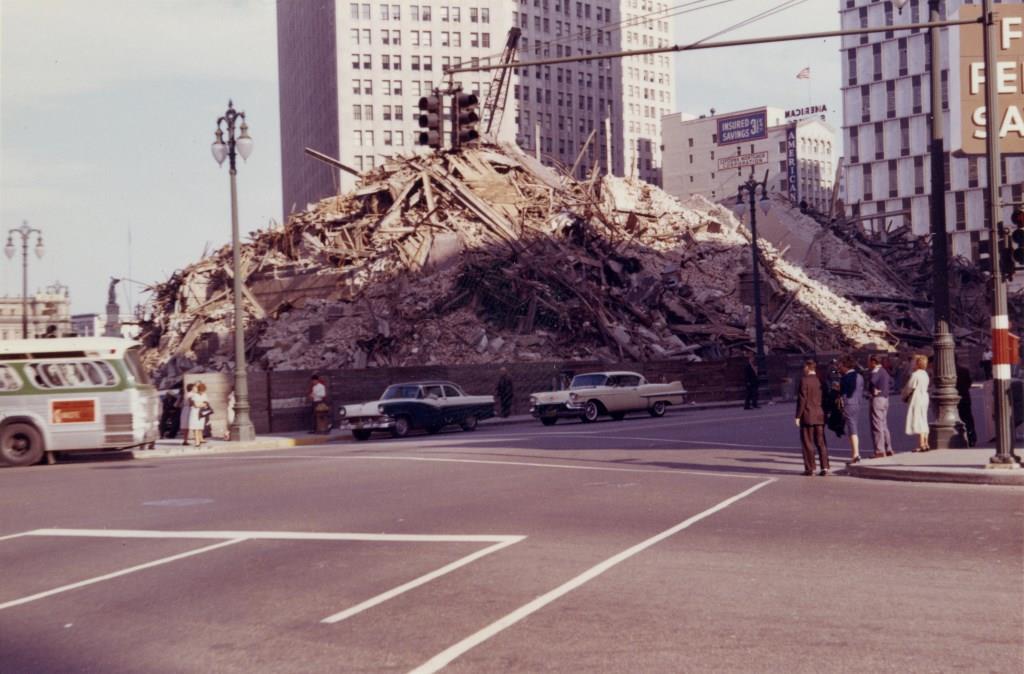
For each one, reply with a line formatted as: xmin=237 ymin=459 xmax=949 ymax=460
xmin=0 ymin=423 xmax=45 ymax=467
xmin=610 ymin=412 xmax=626 ymax=421
xmin=391 ymin=416 xmax=411 ymax=438
xmin=583 ymin=401 xmax=601 ymax=423
xmin=540 ymin=416 xmax=558 ymax=426
xmin=649 ymin=401 xmax=667 ymax=418
xmin=460 ymin=415 xmax=478 ymax=431
xmin=352 ymin=429 xmax=372 ymax=441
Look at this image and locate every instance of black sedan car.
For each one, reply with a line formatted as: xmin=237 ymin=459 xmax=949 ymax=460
xmin=337 ymin=381 xmax=495 ymax=440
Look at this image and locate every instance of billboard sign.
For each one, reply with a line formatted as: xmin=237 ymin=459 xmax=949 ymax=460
xmin=716 ymin=108 xmax=768 ymax=146
xmin=786 ymin=124 xmax=799 ymax=204
xmin=951 ymin=6 xmax=1024 ymax=155
xmin=784 ymin=104 xmax=827 ymax=120
xmin=718 ymin=151 xmax=769 ymax=171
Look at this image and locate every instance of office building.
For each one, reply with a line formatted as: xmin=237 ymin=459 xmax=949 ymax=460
xmin=0 ymin=289 xmax=72 ymax=340
xmin=839 ymin=0 xmax=1023 ymax=263
xmin=277 ymin=1 xmax=675 ymax=215
xmin=662 ymin=107 xmax=837 ymax=211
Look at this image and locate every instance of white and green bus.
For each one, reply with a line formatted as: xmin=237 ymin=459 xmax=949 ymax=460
xmin=0 ymin=337 xmax=159 ymax=466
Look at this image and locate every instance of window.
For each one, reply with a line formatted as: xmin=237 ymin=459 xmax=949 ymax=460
xmin=888 ymin=160 xmax=898 ymax=198
xmin=861 ymin=85 xmax=870 ymax=122
xmin=914 ymin=156 xmax=924 ymax=195
xmin=968 ymin=157 xmax=979 ymax=188
xmin=0 ymin=365 xmax=22 ymax=392
xmin=847 ymin=48 xmax=857 ymax=85
xmin=886 ymin=81 xmax=896 ymax=118
xmin=382 ymin=105 xmax=391 ymax=121
xmin=872 ymin=43 xmax=882 ymax=81
xmin=383 ymin=131 xmax=393 ymax=146
xmin=353 ymin=104 xmax=362 ymax=121
xmin=28 ymin=361 xmax=118 ymax=389
xmin=941 ymin=69 xmax=949 ymax=110
xmin=363 ymin=105 xmax=373 ymax=121
xmin=912 ymin=75 xmax=922 ymax=113
xmin=898 ymin=38 xmax=908 ymax=76
xmin=874 ymin=122 xmax=884 ymax=160
xmin=863 ymin=163 xmax=873 ymax=201
xmin=381 ymin=55 xmax=390 ymax=70
xmin=350 ymin=2 xmax=359 ymax=20
xmin=955 ymin=191 xmax=966 ymax=230
xmin=900 ymin=118 xmax=910 ymax=156
xmin=412 ymin=55 xmax=420 ymax=70
xmin=423 ymin=55 xmax=432 ymax=71
xmin=858 ymin=7 xmax=868 ymax=44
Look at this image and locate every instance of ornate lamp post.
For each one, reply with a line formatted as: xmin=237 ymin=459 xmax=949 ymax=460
xmin=211 ymin=101 xmax=256 ymax=441
xmin=735 ymin=170 xmax=773 ymax=377
xmin=4 ymin=221 xmax=45 ymax=339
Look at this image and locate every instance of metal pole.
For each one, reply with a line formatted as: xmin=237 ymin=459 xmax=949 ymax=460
xmin=926 ymin=0 xmax=960 ymax=449
xmin=228 ymin=159 xmax=255 ymax=442
xmin=980 ymin=0 xmax=1017 ymax=467
xmin=605 ymin=110 xmax=613 ymax=176
xmin=21 ymin=239 xmax=28 ymax=339
xmin=748 ymin=179 xmax=766 ymax=374
xmin=534 ymin=121 xmax=541 ymax=161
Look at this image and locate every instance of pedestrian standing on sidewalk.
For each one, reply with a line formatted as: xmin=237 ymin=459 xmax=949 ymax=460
xmin=839 ymin=356 xmax=863 ymax=464
xmin=743 ymin=356 xmax=759 ymax=409
xmin=179 ymin=382 xmax=194 ymax=446
xmin=495 ymin=368 xmax=514 ymax=418
xmin=188 ymin=381 xmax=209 ymax=448
xmin=980 ymin=348 xmax=993 ymax=380
xmin=867 ymin=355 xmax=894 ymax=457
xmin=904 ymin=354 xmax=931 ymax=452
xmin=309 ymin=374 xmax=329 ymax=433
xmin=795 ymin=360 xmax=830 ymax=476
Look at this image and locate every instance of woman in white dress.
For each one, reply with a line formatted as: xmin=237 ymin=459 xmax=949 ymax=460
xmin=904 ymin=354 xmax=931 ymax=452
xmin=178 ymin=383 xmax=193 ymax=446
xmin=188 ymin=381 xmax=209 ymax=447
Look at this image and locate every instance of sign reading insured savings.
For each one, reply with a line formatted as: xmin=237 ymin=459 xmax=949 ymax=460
xmin=718 ymin=151 xmax=769 ymax=171
xmin=51 ymin=399 xmax=97 ymax=424
xmin=716 ymin=108 xmax=768 ymax=146
xmin=951 ymin=6 xmax=1024 ymax=155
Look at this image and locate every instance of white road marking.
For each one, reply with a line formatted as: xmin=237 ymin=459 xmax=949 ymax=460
xmin=214 ymin=454 xmax=769 ymax=481
xmin=24 ymin=529 xmax=521 ymax=544
xmin=410 ymin=478 xmax=776 ymax=674
xmin=321 ymin=538 xmax=522 ymax=624
xmin=0 ymin=538 xmax=245 ymax=612
xmin=0 ymin=531 xmax=30 ymax=542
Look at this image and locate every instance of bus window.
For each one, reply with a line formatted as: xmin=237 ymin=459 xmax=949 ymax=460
xmin=0 ymin=365 xmax=22 ymax=391
xmin=124 ymin=347 xmax=151 ymax=385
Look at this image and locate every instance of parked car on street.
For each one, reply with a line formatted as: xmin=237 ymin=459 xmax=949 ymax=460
xmin=338 ymin=381 xmax=495 ymax=440
xmin=529 ymin=371 xmax=685 ymax=425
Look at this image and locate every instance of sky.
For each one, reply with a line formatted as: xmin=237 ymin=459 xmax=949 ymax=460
xmin=0 ymin=0 xmax=842 ymax=317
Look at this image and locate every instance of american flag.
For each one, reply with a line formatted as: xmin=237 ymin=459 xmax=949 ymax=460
xmin=796 ymin=67 xmax=811 ymax=79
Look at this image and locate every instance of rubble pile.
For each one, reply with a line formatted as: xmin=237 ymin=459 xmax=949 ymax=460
xmin=139 ymin=143 xmax=896 ymax=385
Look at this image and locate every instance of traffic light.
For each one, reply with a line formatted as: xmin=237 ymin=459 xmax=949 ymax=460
xmin=452 ymin=92 xmax=480 ymax=148
xmin=417 ymin=94 xmax=444 ymax=150
xmin=1010 ymin=207 xmax=1024 ymax=269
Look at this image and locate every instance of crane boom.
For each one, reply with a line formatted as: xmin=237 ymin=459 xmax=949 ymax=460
xmin=481 ymin=27 xmax=521 ymax=137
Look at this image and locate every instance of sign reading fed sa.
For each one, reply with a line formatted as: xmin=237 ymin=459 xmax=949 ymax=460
xmin=951 ymin=6 xmax=1024 ymax=155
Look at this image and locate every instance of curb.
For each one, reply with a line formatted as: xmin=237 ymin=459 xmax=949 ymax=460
xmin=846 ymin=461 xmax=1024 ymax=486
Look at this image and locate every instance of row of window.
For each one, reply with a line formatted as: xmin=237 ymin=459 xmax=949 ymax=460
xmin=349 ymin=3 xmax=491 ymax=23
xmin=348 ymin=28 xmax=491 ymax=48
xmin=0 ymin=361 xmax=121 ymax=392
xmin=850 ymin=73 xmax=944 ymax=124
xmin=352 ymin=130 xmax=406 ymax=147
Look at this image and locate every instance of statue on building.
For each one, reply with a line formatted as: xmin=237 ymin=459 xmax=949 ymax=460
xmin=104 ymin=277 xmax=122 ymax=337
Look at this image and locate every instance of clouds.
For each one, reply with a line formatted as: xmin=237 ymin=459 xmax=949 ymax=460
xmin=1 ymin=0 xmax=277 ymax=104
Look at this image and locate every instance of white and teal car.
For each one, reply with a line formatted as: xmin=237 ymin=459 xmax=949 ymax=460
xmin=529 ymin=371 xmax=686 ymax=425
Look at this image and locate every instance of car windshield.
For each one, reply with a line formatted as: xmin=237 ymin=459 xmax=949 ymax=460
xmin=570 ymin=374 xmax=607 ymax=389
xmin=381 ymin=385 xmax=422 ymax=400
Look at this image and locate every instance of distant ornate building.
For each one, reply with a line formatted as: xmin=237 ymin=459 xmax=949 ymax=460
xmin=0 ymin=288 xmax=72 ymax=340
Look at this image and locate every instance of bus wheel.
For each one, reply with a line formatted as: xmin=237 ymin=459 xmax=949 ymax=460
xmin=0 ymin=423 xmax=45 ymax=467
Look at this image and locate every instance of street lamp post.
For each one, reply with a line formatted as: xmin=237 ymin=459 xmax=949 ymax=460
xmin=211 ymin=100 xmax=256 ymax=442
xmin=4 ymin=221 xmax=45 ymax=339
xmin=735 ymin=170 xmax=773 ymax=377
xmin=894 ymin=0 xmax=960 ymax=448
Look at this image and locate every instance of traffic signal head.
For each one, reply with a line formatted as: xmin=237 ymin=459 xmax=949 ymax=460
xmin=1011 ymin=225 xmax=1024 ymax=267
xmin=1012 ymin=206 xmax=1024 ymax=228
xmin=453 ymin=93 xmax=480 ymax=145
xmin=417 ymin=95 xmax=444 ymax=150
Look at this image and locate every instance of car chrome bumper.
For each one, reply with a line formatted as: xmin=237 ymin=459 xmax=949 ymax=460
xmin=338 ymin=417 xmax=394 ymax=431
xmin=530 ymin=404 xmax=580 ymax=418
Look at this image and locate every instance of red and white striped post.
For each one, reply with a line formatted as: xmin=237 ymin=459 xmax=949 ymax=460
xmin=981 ymin=0 xmax=1018 ymax=468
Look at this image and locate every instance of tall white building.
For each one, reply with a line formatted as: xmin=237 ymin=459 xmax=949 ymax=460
xmin=662 ymin=106 xmax=837 ymax=211
xmin=839 ymin=0 xmax=1023 ymax=263
xmin=277 ymin=1 xmax=675 ymax=215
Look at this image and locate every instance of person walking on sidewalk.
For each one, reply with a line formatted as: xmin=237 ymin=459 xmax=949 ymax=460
xmin=955 ymin=361 xmax=977 ymax=447
xmin=795 ymin=360 xmax=830 ymax=476
xmin=743 ymin=356 xmax=759 ymax=409
xmin=867 ymin=355 xmax=894 ymax=457
xmin=495 ymin=368 xmax=514 ymax=418
xmin=188 ymin=381 xmax=209 ymax=448
xmin=838 ymin=356 xmax=863 ymax=464
xmin=904 ymin=354 xmax=931 ymax=452
xmin=309 ymin=374 xmax=329 ymax=434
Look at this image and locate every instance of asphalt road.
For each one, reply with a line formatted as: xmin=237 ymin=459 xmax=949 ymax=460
xmin=1 ymin=404 xmax=1021 ymax=673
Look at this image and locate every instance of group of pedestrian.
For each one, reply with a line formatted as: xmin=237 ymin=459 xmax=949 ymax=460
xmin=795 ymin=352 xmax=952 ymax=475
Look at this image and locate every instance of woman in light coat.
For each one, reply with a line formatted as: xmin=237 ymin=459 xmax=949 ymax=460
xmin=188 ymin=381 xmax=209 ymax=448
xmin=905 ymin=354 xmax=931 ymax=452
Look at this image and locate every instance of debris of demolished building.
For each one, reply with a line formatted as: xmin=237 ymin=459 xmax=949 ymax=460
xmin=139 ymin=142 xmax=939 ymax=387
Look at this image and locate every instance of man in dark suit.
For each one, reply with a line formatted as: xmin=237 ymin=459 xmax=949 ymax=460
xmin=866 ymin=355 xmax=894 ymax=457
xmin=795 ymin=360 xmax=830 ymax=476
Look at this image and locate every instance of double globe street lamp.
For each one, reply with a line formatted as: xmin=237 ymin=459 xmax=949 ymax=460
xmin=735 ymin=171 xmax=773 ymax=378
xmin=5 ymin=221 xmax=45 ymax=339
xmin=211 ymin=101 xmax=256 ymax=441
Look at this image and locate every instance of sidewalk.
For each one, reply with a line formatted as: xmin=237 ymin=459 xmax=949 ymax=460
xmin=845 ymin=448 xmax=1024 ymax=486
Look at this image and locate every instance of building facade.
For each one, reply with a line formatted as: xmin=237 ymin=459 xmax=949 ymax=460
xmin=277 ymin=1 xmax=675 ymax=215
xmin=0 ymin=290 xmax=72 ymax=340
xmin=839 ymin=0 xmax=1024 ymax=263
xmin=662 ymin=107 xmax=837 ymax=211
xmin=70 ymin=313 xmax=104 ymax=337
